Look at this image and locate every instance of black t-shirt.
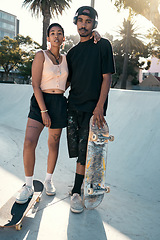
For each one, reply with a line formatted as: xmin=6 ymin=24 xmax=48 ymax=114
xmin=66 ymin=37 xmax=115 ymax=115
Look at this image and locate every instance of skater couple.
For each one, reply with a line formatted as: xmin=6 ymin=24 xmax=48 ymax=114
xmin=16 ymin=6 xmax=115 ymax=213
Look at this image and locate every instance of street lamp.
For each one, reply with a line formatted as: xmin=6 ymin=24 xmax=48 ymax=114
xmin=91 ymin=0 xmax=95 ymax=8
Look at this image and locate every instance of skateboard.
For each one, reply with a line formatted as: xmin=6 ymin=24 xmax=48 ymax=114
xmin=0 ymin=180 xmax=44 ymax=230
xmin=84 ymin=116 xmax=114 ymax=209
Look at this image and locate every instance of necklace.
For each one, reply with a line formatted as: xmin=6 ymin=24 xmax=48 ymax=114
xmin=49 ymin=50 xmax=61 ymax=64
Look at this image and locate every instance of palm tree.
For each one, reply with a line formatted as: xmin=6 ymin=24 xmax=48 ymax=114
xmin=113 ymin=0 xmax=160 ymax=32
xmin=22 ymin=0 xmax=72 ymax=50
xmin=116 ymin=16 xmax=146 ymax=89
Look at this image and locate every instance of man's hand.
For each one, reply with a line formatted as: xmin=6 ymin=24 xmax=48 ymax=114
xmin=93 ymin=105 xmax=106 ymax=129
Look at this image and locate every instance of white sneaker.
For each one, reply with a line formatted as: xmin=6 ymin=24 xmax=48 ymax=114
xmin=70 ymin=193 xmax=84 ymax=213
xmin=16 ymin=185 xmax=34 ymax=204
xmin=44 ymin=180 xmax=56 ymax=196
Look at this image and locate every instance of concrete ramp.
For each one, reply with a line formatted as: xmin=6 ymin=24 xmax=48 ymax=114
xmin=107 ymin=89 xmax=160 ymax=201
xmin=0 ymin=84 xmax=159 ymax=240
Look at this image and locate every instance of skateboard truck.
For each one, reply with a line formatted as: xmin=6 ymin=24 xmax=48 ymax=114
xmin=92 ymin=134 xmax=114 ymax=142
xmin=88 ymin=185 xmax=110 ymax=195
xmin=104 ymin=135 xmax=114 ymax=141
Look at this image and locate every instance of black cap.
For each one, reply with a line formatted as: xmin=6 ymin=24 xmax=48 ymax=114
xmin=75 ymin=6 xmax=98 ymax=20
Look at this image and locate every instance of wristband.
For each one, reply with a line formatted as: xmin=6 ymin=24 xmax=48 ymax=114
xmin=41 ymin=110 xmax=48 ymax=113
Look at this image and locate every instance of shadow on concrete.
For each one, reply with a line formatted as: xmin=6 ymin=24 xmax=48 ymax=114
xmin=0 ymin=192 xmax=55 ymax=240
xmin=67 ymin=209 xmax=107 ymax=240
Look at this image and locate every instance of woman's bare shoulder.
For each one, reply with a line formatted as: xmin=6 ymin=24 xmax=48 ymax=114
xmin=34 ymin=50 xmax=45 ymax=62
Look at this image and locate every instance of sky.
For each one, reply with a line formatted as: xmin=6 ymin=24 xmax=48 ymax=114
xmin=1 ymin=0 xmax=154 ymax=45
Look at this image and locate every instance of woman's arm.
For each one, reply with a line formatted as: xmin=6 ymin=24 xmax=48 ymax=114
xmin=31 ymin=51 xmax=51 ymax=128
xmin=65 ymin=81 xmax=70 ymax=90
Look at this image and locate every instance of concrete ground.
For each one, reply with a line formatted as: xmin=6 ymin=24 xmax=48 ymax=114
xmin=0 ymin=84 xmax=160 ymax=240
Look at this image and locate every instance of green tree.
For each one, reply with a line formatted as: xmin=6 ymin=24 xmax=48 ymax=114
xmin=61 ymin=34 xmax=79 ymax=54
xmin=112 ymin=43 xmax=149 ymax=88
xmin=16 ymin=35 xmax=41 ymax=83
xmin=0 ymin=35 xmax=40 ymax=82
xmin=147 ymin=28 xmax=160 ymax=59
xmin=22 ymin=0 xmax=72 ymax=50
xmin=102 ymin=32 xmax=113 ymax=42
xmin=115 ymin=18 xmax=147 ymax=89
xmin=0 ymin=36 xmax=22 ymax=81
xmin=17 ymin=60 xmax=32 ymax=84
xmin=113 ymin=0 xmax=160 ymax=32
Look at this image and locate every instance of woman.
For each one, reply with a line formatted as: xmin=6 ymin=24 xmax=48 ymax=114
xmin=16 ymin=23 xmax=68 ymax=204
xmin=16 ymin=23 xmax=100 ymax=204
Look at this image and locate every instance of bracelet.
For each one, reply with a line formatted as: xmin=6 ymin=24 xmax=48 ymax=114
xmin=41 ymin=110 xmax=48 ymax=113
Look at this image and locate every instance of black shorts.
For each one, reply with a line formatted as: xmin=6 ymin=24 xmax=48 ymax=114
xmin=28 ymin=93 xmax=67 ymax=129
xmin=67 ymin=110 xmax=92 ymax=165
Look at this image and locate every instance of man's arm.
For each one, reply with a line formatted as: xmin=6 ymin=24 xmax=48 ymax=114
xmin=65 ymin=81 xmax=70 ymax=90
xmin=93 ymin=73 xmax=112 ymax=128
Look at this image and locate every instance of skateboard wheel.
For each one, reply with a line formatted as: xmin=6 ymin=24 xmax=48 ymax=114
xmin=92 ymin=134 xmax=97 ymax=140
xmin=109 ymin=135 xmax=114 ymax=141
xmin=88 ymin=188 xmax=93 ymax=195
xmin=16 ymin=223 xmax=22 ymax=230
xmin=105 ymin=187 xmax=110 ymax=193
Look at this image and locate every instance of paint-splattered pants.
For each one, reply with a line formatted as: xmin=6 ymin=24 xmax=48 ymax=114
xmin=67 ymin=110 xmax=92 ymax=165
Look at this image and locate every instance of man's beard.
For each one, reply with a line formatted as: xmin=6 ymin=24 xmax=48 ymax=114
xmin=79 ymin=28 xmax=91 ymax=37
xmin=79 ymin=33 xmax=91 ymax=37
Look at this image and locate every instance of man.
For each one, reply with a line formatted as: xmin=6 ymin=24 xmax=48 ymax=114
xmin=66 ymin=6 xmax=115 ymax=213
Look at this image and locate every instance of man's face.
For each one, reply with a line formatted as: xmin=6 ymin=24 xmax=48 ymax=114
xmin=77 ymin=15 xmax=94 ymax=37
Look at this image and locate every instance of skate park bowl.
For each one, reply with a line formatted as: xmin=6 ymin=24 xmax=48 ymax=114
xmin=0 ymin=83 xmax=159 ymax=240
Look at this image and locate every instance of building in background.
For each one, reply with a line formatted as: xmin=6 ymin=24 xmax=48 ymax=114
xmin=139 ymin=57 xmax=160 ymax=83
xmin=135 ymin=57 xmax=160 ymax=91
xmin=0 ymin=10 xmax=20 ymax=83
xmin=0 ymin=9 xmax=19 ymax=40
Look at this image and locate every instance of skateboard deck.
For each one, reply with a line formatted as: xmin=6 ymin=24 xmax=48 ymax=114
xmin=84 ymin=116 xmax=114 ymax=209
xmin=0 ymin=180 xmax=44 ymax=230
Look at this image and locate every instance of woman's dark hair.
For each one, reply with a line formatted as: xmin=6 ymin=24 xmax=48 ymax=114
xmin=47 ymin=23 xmax=64 ymax=37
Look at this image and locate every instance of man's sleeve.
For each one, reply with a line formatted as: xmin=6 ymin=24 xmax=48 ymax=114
xmin=101 ymin=39 xmax=115 ymax=75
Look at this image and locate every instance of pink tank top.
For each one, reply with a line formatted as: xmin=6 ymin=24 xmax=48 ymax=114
xmin=40 ymin=50 xmax=68 ymax=91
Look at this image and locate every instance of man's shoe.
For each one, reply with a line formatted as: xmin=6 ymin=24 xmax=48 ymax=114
xmin=44 ymin=180 xmax=56 ymax=196
xmin=70 ymin=193 xmax=84 ymax=213
xmin=16 ymin=185 xmax=34 ymax=204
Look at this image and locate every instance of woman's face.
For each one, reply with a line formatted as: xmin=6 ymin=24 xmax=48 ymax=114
xmin=47 ymin=26 xmax=64 ymax=47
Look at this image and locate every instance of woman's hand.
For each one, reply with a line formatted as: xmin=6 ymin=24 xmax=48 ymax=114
xmin=90 ymin=30 xmax=101 ymax=44
xmin=41 ymin=112 xmax=51 ymax=128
